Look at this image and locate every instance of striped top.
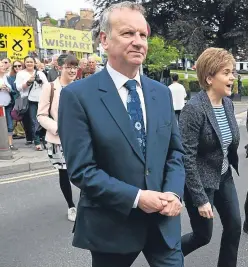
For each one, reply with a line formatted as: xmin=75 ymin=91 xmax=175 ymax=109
xmin=213 ymin=105 xmax=233 ymax=174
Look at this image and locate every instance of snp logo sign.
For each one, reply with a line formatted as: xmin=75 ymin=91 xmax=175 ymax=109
xmin=0 ymin=27 xmax=35 ymax=52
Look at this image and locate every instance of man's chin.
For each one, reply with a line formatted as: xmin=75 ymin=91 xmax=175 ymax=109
xmin=129 ymin=59 xmax=144 ymax=66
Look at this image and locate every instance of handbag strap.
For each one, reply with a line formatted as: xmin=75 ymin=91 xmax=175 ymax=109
xmin=27 ymin=70 xmax=37 ymax=96
xmin=48 ymin=82 xmax=55 ymax=116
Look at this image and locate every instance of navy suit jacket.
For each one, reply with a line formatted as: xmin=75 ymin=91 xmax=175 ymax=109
xmin=58 ymin=68 xmax=185 ymax=253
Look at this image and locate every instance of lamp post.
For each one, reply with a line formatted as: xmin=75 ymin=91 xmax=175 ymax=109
xmin=184 ymin=54 xmax=188 ymax=79
xmin=0 ymin=106 xmax=12 ymax=160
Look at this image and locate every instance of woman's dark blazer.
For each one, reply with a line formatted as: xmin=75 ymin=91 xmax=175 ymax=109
xmin=179 ymin=90 xmax=240 ymax=207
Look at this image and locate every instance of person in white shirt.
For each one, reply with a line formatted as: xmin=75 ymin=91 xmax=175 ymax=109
xmin=169 ymin=73 xmax=187 ymax=122
xmin=0 ymin=61 xmax=17 ymax=150
xmin=1 ymin=58 xmax=11 ymax=75
xmin=16 ymin=56 xmax=48 ymax=150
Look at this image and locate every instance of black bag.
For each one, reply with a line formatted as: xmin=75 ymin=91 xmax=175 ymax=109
xmin=14 ymin=75 xmax=35 ymax=116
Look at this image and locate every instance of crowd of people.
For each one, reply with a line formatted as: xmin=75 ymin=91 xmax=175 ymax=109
xmin=0 ymin=54 xmax=102 ymax=151
xmin=0 ymin=2 xmax=248 ymax=266
xmin=0 ymin=54 xmax=102 ymax=222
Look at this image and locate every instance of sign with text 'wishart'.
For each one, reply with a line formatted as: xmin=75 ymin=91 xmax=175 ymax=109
xmin=42 ymin=26 xmax=93 ymax=53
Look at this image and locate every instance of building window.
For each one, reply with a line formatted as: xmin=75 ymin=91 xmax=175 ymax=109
xmin=2 ymin=5 xmax=6 ymax=24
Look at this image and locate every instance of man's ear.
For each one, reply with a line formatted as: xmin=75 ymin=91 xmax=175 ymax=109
xmin=100 ymin=31 xmax=108 ymax=50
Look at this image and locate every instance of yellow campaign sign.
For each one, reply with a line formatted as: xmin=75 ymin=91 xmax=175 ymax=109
xmin=42 ymin=26 xmax=93 ymax=53
xmin=0 ymin=27 xmax=35 ymax=52
xmin=7 ymin=35 xmax=29 ymax=62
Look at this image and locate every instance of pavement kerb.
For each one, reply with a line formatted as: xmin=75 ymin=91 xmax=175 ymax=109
xmin=0 ymin=160 xmax=52 ymax=177
xmin=0 ymin=110 xmax=248 ymax=177
xmin=235 ymin=111 xmax=247 ymax=119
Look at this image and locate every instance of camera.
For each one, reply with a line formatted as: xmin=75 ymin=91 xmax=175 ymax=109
xmin=34 ymin=74 xmax=43 ymax=85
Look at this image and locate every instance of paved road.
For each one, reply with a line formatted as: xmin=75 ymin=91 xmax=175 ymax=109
xmin=0 ymin=126 xmax=248 ymax=267
xmin=234 ymin=102 xmax=248 ymax=115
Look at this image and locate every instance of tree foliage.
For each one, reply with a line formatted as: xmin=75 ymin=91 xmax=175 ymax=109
xmin=91 ymin=0 xmax=248 ymax=59
xmin=39 ymin=13 xmax=58 ymax=26
xmin=145 ymin=36 xmax=179 ymax=72
xmin=168 ymin=0 xmax=248 ymax=58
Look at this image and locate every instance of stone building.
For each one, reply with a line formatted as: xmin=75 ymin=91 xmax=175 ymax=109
xmin=24 ymin=3 xmax=39 ymax=53
xmin=0 ymin=0 xmax=24 ymax=26
xmin=15 ymin=0 xmax=26 ymax=25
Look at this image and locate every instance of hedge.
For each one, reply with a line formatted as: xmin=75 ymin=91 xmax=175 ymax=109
xmin=178 ymin=79 xmax=248 ymax=96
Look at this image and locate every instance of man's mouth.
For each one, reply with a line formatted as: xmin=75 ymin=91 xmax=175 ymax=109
xmin=130 ymin=51 xmax=143 ymax=55
xmin=226 ymin=84 xmax=233 ymax=89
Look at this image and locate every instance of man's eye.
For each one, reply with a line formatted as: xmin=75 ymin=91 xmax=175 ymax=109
xmin=123 ymin=32 xmax=134 ymax=36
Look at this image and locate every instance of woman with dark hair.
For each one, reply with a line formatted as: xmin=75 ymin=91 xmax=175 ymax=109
xmin=179 ymin=48 xmax=241 ymax=267
xmin=37 ymin=54 xmax=78 ymax=222
xmin=16 ymin=56 xmax=48 ymax=150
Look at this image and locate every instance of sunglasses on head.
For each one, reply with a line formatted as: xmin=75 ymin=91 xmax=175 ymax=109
xmin=13 ymin=65 xmax=22 ymax=68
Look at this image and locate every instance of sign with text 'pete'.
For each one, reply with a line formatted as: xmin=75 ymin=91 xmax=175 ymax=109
xmin=7 ymin=35 xmax=29 ymax=62
xmin=0 ymin=27 xmax=35 ymax=52
xmin=42 ymin=26 xmax=93 ymax=53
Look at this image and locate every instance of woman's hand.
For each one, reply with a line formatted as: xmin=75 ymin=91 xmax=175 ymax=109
xmin=0 ymin=84 xmax=9 ymax=91
xmin=26 ymin=76 xmax=35 ymax=86
xmin=29 ymin=75 xmax=35 ymax=82
xmin=198 ymin=202 xmax=214 ymax=219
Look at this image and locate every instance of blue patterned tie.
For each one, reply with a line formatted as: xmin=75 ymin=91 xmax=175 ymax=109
xmin=124 ymin=79 xmax=146 ymax=157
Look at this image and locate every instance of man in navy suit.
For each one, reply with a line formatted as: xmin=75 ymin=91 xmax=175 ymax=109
xmin=58 ymin=2 xmax=185 ymax=266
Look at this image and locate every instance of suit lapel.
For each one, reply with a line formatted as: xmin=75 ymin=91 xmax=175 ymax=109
xmin=141 ymin=76 xmax=158 ymax=163
xmin=200 ymin=90 xmax=223 ymax=148
xmin=99 ymin=69 xmax=145 ymax=164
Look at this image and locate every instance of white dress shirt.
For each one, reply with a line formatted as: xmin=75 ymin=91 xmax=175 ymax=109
xmin=106 ymin=63 xmax=179 ymax=208
xmin=107 ymin=63 xmax=144 ymax=208
xmin=106 ymin=63 xmax=147 ymax=130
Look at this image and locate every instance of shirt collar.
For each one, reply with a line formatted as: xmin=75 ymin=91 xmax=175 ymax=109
xmin=106 ymin=62 xmax=141 ymax=90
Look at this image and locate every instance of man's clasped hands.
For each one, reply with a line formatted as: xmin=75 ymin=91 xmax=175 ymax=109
xmin=138 ymin=190 xmax=183 ymax=216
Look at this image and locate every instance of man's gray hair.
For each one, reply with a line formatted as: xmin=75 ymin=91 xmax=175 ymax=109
xmin=79 ymin=58 xmax=88 ymax=63
xmin=100 ymin=1 xmax=145 ymax=38
xmin=52 ymin=54 xmax=60 ymax=62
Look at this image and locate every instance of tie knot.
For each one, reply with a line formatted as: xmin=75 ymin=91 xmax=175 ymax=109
xmin=124 ymin=80 xmax=137 ymax=91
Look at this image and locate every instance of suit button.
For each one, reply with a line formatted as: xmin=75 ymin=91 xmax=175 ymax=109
xmin=145 ymin=169 xmax=150 ymax=176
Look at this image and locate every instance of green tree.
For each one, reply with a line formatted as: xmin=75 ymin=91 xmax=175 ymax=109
xmin=145 ymin=36 xmax=179 ymax=73
xmin=167 ymin=0 xmax=248 ymax=57
xmin=39 ymin=13 xmax=58 ymax=26
xmin=91 ymin=0 xmax=247 ymax=58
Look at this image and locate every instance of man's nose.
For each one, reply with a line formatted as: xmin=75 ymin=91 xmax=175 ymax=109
xmin=132 ymin=32 xmax=144 ymax=47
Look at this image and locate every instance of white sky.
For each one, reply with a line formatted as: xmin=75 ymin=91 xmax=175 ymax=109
xmin=26 ymin=0 xmax=94 ymax=19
